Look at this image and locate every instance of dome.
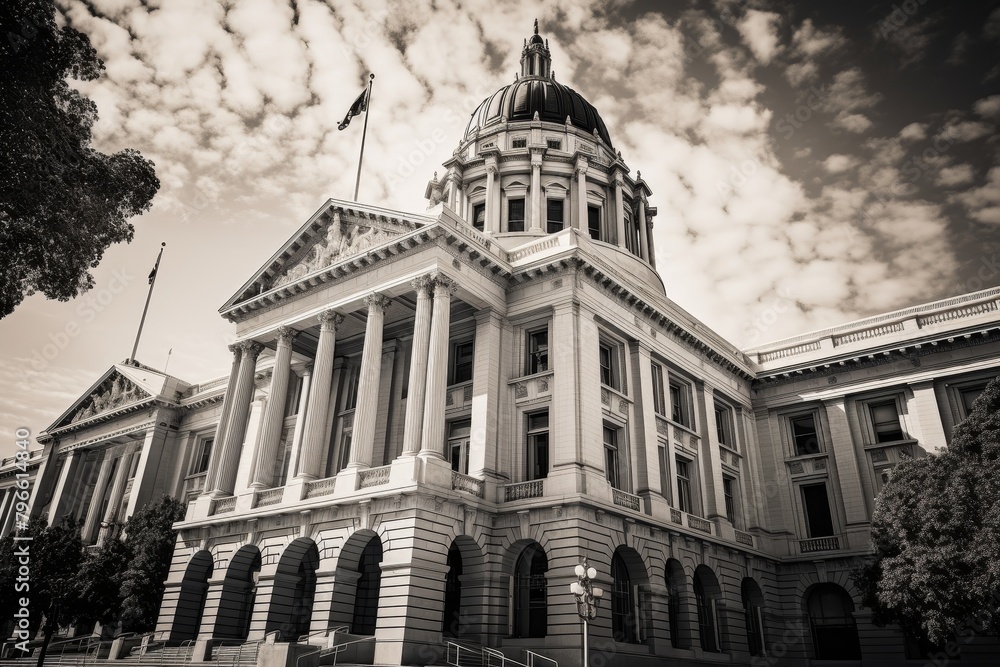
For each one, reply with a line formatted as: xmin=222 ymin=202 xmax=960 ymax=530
xmin=464 ymin=78 xmax=614 ymax=147
xmin=462 ymin=21 xmax=614 ymax=148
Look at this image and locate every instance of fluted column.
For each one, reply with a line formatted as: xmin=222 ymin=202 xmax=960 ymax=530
xmin=637 ymin=197 xmax=649 ymax=261
xmin=402 ymin=277 xmax=434 ymax=456
xmin=251 ymin=326 xmax=299 ymax=488
xmin=613 ymin=171 xmax=626 ymax=247
xmin=98 ymin=443 xmax=137 ymax=544
xmin=298 ymin=311 xmax=343 ymax=479
xmin=203 ymin=344 xmax=243 ymax=492
xmin=348 ymin=293 xmax=392 ymax=468
xmin=82 ymin=451 xmax=116 ymax=541
xmin=484 ymin=158 xmax=499 ymax=233
xmin=213 ymin=340 xmax=264 ymax=495
xmin=575 ymin=159 xmax=588 ymax=231
xmin=286 ymin=365 xmax=312 ymax=478
xmin=419 ymin=276 xmax=456 ymax=458
xmin=529 ymin=150 xmax=543 ymax=231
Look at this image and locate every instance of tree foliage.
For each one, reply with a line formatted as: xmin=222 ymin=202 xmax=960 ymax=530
xmin=119 ymin=495 xmax=185 ymax=632
xmin=0 ymin=0 xmax=160 ymax=318
xmin=75 ymin=527 xmax=131 ymax=627
xmin=856 ymin=376 xmax=1000 ymax=645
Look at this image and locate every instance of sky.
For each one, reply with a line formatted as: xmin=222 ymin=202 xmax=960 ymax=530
xmin=2 ymin=0 xmax=1000 ymax=457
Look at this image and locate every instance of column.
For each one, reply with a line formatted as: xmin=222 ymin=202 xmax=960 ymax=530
xmin=419 ymin=276 xmax=455 ymax=458
xmin=696 ymin=382 xmax=728 ymax=522
xmin=298 ymin=310 xmax=343 ymax=479
xmin=402 ymin=277 xmax=433 ymax=456
xmin=469 ymin=309 xmax=501 ymax=476
xmin=637 ymin=197 xmax=649 ymax=261
xmin=529 ymin=151 xmax=543 ymax=231
xmin=484 ymin=158 xmax=499 ymax=233
xmin=575 ymin=159 xmax=588 ymax=232
xmin=251 ymin=326 xmax=298 ymax=488
xmin=48 ymin=451 xmax=79 ymax=520
xmin=629 ymin=343 xmax=661 ymax=497
xmin=823 ymin=398 xmax=869 ymax=525
xmin=647 ymin=220 xmax=657 ymax=268
xmin=909 ymin=380 xmax=948 ymax=452
xmin=212 ymin=341 xmax=264 ymax=495
xmin=349 ymin=293 xmax=391 ymax=468
xmin=98 ymin=444 xmax=137 ymax=543
xmin=82 ymin=451 xmax=115 ymax=541
xmin=286 ymin=365 xmax=311 ymax=478
xmin=203 ymin=344 xmax=242 ymax=492
xmin=613 ymin=171 xmax=626 ymax=247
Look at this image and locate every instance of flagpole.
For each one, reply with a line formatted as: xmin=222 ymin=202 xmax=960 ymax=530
xmin=353 ymin=73 xmax=375 ymax=201
xmin=129 ymin=242 xmax=166 ymax=365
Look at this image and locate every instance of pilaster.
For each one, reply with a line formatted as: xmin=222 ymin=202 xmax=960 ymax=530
xmin=469 ymin=309 xmax=502 ymax=476
xmin=823 ymin=397 xmax=869 ymax=525
xmin=212 ymin=341 xmax=263 ymax=495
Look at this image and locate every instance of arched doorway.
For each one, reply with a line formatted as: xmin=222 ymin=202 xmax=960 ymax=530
xmin=694 ymin=565 xmax=723 ymax=653
xmin=352 ymin=535 xmax=383 ymax=635
xmin=610 ymin=547 xmax=648 ymax=644
xmin=170 ymin=551 xmax=213 ymax=640
xmin=443 ymin=543 xmax=462 ymax=636
xmin=666 ymin=559 xmax=689 ymax=649
xmin=215 ymin=545 xmax=261 ymax=641
xmin=806 ymin=583 xmax=861 ymax=660
xmin=741 ymin=578 xmax=766 ymax=657
xmin=512 ymin=542 xmax=547 ymax=638
xmin=265 ymin=538 xmax=319 ymax=640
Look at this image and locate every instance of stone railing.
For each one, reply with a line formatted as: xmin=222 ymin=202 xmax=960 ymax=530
xmin=254 ymin=487 xmax=284 ymax=508
xmin=358 ymin=465 xmax=390 ymax=489
xmin=304 ymin=477 xmax=336 ymax=499
xmin=917 ymin=300 xmax=998 ymax=327
xmin=799 ymin=536 xmax=841 ymax=553
xmin=735 ymin=530 xmax=754 ymax=547
xmin=670 ymin=508 xmax=683 ymax=524
xmin=758 ymin=341 xmax=821 ymax=363
xmin=452 ymin=471 xmax=485 ymax=498
xmin=832 ymin=322 xmax=904 ymax=347
xmin=612 ymin=488 xmax=642 ymax=512
xmin=211 ymin=496 xmax=236 ymax=515
xmin=508 ymin=236 xmax=562 ymax=262
xmin=183 ymin=472 xmax=207 ymax=497
xmin=687 ymin=515 xmax=713 ymax=534
xmin=504 ymin=480 xmax=543 ymax=502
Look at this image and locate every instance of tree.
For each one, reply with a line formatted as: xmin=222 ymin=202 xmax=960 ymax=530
xmin=74 ymin=527 xmax=131 ymax=630
xmin=0 ymin=516 xmax=85 ymax=666
xmin=855 ymin=376 xmax=1000 ymax=646
xmin=0 ymin=0 xmax=160 ymax=318
xmin=119 ymin=496 xmax=185 ymax=632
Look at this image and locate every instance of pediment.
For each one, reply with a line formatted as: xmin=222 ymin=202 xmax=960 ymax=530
xmin=223 ymin=200 xmax=431 ymax=311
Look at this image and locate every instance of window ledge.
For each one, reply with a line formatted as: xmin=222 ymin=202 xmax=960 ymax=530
xmin=508 ymin=370 xmax=553 ymax=384
xmin=446 ymin=380 xmax=474 ymax=390
xmin=669 ymin=419 xmax=699 ymax=439
xmin=784 ymin=452 xmax=829 ymax=464
xmin=864 ymin=438 xmax=917 ymax=450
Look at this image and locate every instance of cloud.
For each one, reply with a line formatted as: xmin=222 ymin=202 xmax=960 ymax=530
xmin=834 ymin=113 xmax=873 ymax=133
xmin=937 ymin=119 xmax=994 ymax=143
xmin=974 ymin=95 xmax=1000 ymax=119
xmin=783 ymin=19 xmax=845 ymax=86
xmin=737 ymin=10 xmax=782 ymax=65
xmin=823 ymin=154 xmax=860 ymax=173
xmin=878 ymin=13 xmax=938 ymax=68
xmin=936 ymin=164 xmax=975 ymax=187
xmin=956 ymin=167 xmax=1000 ymax=224
xmin=898 ymin=122 xmax=928 ymax=141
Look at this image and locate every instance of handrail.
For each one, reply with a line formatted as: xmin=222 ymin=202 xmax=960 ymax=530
xmin=525 ymin=649 xmax=558 ymax=667
xmin=229 ymin=630 xmax=280 ymax=667
xmin=446 ymin=641 xmax=481 ymax=667
xmin=484 ymin=647 xmax=529 ymax=667
xmin=297 ymin=625 xmax=348 ymax=644
xmin=296 ymin=635 xmax=375 ymax=667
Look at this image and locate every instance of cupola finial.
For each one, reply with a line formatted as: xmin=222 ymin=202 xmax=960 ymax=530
xmin=534 ymin=18 xmax=539 ymax=35
xmin=521 ymin=19 xmax=551 ymax=78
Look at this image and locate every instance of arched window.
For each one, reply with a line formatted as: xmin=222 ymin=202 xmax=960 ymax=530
xmin=742 ymin=578 xmax=766 ymax=657
xmin=666 ymin=559 xmax=686 ymax=649
xmin=513 ymin=544 xmax=547 ymax=638
xmin=170 ymin=551 xmax=213 ymax=641
xmin=694 ymin=566 xmax=722 ymax=653
xmin=611 ymin=551 xmax=640 ymax=643
xmin=807 ymin=584 xmax=861 ymax=660
xmin=216 ymin=546 xmax=261 ymax=641
xmin=352 ymin=537 xmax=383 ymax=635
xmin=443 ymin=544 xmax=463 ymax=636
xmin=265 ymin=538 xmax=318 ymax=640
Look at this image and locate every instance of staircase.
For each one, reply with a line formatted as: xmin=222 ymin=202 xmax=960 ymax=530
xmin=443 ymin=642 xmax=557 ymax=667
xmin=212 ymin=642 xmax=259 ymax=667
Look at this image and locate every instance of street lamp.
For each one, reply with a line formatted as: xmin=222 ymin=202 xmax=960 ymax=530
xmin=569 ymin=557 xmax=603 ymax=667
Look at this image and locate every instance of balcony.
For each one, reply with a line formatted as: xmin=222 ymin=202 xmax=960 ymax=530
xmin=254 ymin=487 xmax=284 ymax=508
xmin=735 ymin=530 xmax=754 ymax=547
xmin=504 ymin=480 xmax=543 ymax=502
xmin=358 ymin=465 xmax=390 ymax=489
xmin=304 ymin=477 xmax=336 ymax=499
xmin=452 ymin=471 xmax=484 ymax=498
xmin=611 ymin=488 xmax=642 ymax=512
xmin=687 ymin=514 xmax=713 ymax=534
xmin=210 ymin=496 xmax=236 ymax=515
xmin=799 ymin=535 xmax=841 ymax=553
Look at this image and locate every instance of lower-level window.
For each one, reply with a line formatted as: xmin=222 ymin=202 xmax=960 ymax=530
xmin=513 ymin=544 xmax=547 ymax=638
xmin=448 ymin=419 xmax=470 ymax=474
xmin=604 ymin=424 xmax=622 ymax=490
xmin=801 ymin=483 xmax=835 ymax=537
xmin=526 ymin=411 xmax=549 ymax=480
xmin=676 ymin=457 xmax=693 ymax=513
xmin=807 ymin=584 xmax=861 ymax=660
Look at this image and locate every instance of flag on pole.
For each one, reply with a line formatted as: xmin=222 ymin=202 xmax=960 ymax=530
xmin=338 ymin=87 xmax=369 ymax=130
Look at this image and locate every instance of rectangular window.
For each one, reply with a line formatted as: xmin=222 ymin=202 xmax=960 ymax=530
xmin=658 ymin=446 xmax=669 ymax=502
xmin=715 ymin=405 xmax=733 ymax=447
xmin=472 ymin=203 xmax=486 ymax=231
xmin=651 ymin=362 xmax=666 ymax=416
xmin=588 ymin=205 xmax=601 ymax=240
xmin=723 ymin=476 xmax=736 ymax=525
xmin=526 ymin=327 xmax=549 ymax=374
xmin=527 ymin=411 xmax=549 ymax=480
xmin=676 ymin=457 xmax=692 ymax=513
xmin=604 ymin=424 xmax=621 ymax=490
xmin=546 ymin=199 xmax=564 ymax=233
xmin=599 ymin=341 xmax=620 ymax=390
xmin=512 ymin=137 xmax=527 ymax=149
xmin=284 ymin=374 xmax=303 ymax=417
xmin=508 ymin=198 xmax=526 ymax=232
xmin=194 ymin=438 xmax=213 ymax=474
xmin=801 ymin=483 xmax=835 ymax=537
xmin=448 ymin=419 xmax=471 ymax=474
xmin=449 ymin=341 xmax=475 ymax=385
xmin=870 ymin=400 xmax=904 ymax=443
xmin=273 ymin=437 xmax=292 ymax=486
xmin=669 ymin=379 xmax=691 ymax=427
xmin=546 ymin=138 xmax=562 ymax=150
xmin=790 ymin=414 xmax=820 ymax=456
xmin=959 ymin=384 xmax=985 ymax=417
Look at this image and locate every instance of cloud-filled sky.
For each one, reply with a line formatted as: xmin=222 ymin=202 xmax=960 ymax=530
xmin=2 ymin=0 xmax=1000 ymax=457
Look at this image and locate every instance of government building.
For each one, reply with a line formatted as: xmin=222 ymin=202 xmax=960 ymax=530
xmin=14 ymin=23 xmax=1000 ymax=667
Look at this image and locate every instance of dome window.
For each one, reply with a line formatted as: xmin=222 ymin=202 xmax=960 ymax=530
xmin=508 ymin=199 xmax=526 ymax=232
xmin=546 ymin=199 xmax=564 ymax=233
xmin=472 ymin=203 xmax=486 ymax=232
xmin=512 ymin=137 xmax=527 ymax=149
xmin=546 ymin=138 xmax=562 ymax=150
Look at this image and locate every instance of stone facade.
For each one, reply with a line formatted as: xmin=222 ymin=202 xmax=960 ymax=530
xmin=24 ymin=24 xmax=1000 ymax=667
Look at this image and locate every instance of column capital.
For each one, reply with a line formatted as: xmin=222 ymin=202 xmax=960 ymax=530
xmin=228 ymin=342 xmax=243 ymax=358
xmin=410 ymin=275 xmax=434 ymax=296
xmin=318 ymin=310 xmax=344 ymax=331
xmin=364 ymin=293 xmax=392 ymax=312
xmin=430 ymin=274 xmax=458 ymax=296
xmin=238 ymin=340 xmax=264 ymax=359
xmin=275 ymin=326 xmax=300 ymax=345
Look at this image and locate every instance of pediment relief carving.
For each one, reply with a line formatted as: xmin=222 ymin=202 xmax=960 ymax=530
xmin=70 ymin=374 xmax=149 ymax=424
